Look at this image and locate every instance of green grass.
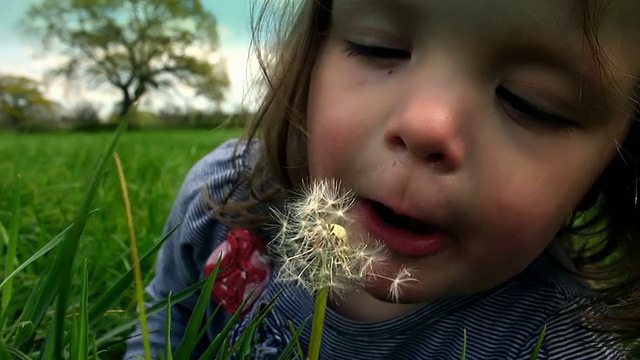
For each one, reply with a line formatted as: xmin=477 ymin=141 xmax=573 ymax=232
xmin=0 ymin=128 xmax=241 ymax=358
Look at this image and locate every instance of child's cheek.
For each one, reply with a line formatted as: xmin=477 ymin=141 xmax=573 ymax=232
xmin=306 ymin=88 xmax=372 ymax=179
xmin=307 ymin=119 xmax=358 ymax=179
xmin=472 ymin=187 xmax=569 ymax=267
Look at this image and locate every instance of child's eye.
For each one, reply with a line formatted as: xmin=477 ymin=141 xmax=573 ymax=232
xmin=496 ymin=86 xmax=576 ymax=129
xmin=344 ymin=41 xmax=411 ymax=60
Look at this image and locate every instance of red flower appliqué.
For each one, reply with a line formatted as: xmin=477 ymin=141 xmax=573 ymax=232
xmin=203 ymin=229 xmax=272 ymax=318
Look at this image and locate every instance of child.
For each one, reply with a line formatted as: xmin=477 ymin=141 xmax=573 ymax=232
xmin=126 ymin=0 xmax=640 ymax=358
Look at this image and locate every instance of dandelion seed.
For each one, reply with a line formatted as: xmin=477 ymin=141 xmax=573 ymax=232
xmin=268 ymin=179 xmax=385 ymax=297
xmin=385 ymin=267 xmax=419 ymax=303
xmin=352 ymin=243 xmax=387 ymax=280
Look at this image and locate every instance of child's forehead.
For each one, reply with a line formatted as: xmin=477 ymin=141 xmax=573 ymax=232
xmin=335 ymin=0 xmax=639 ymax=31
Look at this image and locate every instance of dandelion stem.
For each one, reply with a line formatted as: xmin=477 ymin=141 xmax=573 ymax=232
xmin=308 ymin=287 xmax=329 ymax=360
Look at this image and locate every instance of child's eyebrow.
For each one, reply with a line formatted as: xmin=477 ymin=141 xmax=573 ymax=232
xmin=338 ymin=0 xmax=415 ymax=19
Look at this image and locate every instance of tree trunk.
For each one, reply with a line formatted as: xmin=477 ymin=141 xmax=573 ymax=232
xmin=119 ymin=88 xmax=133 ymax=121
xmin=8 ymin=114 xmax=21 ymax=129
xmin=119 ymin=85 xmax=146 ymax=122
xmin=119 ymin=99 xmax=133 ymax=120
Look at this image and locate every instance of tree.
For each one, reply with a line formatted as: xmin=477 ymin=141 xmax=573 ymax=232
xmin=23 ymin=0 xmax=230 ymax=119
xmin=63 ymin=101 xmax=103 ymax=130
xmin=68 ymin=101 xmax=101 ymax=124
xmin=0 ymin=75 xmax=55 ymax=128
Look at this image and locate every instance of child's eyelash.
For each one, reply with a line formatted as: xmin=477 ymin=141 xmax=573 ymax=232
xmin=344 ymin=41 xmax=411 ymax=59
xmin=343 ymin=41 xmax=573 ymax=129
xmin=496 ymin=86 xmax=575 ymax=129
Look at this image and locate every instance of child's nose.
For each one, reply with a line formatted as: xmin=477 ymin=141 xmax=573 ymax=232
xmin=384 ymin=81 xmax=468 ymax=172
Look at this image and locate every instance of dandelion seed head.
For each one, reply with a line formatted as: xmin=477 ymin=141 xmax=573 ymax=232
xmin=268 ymin=179 xmax=417 ymax=301
xmin=329 ymin=224 xmax=347 ymax=242
xmin=268 ymin=179 xmax=383 ymax=296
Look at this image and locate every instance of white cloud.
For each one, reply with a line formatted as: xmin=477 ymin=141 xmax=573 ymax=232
xmin=0 ymin=38 xmax=260 ymax=117
xmin=219 ymin=42 xmax=263 ymax=111
xmin=217 ymin=25 xmax=234 ymax=39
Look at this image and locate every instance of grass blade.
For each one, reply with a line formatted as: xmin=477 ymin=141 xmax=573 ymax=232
xmin=114 ymin=151 xmax=151 ymax=360
xmin=10 ymin=213 xmax=96 ymax=348
xmin=6 ymin=215 xmax=91 ymax=351
xmin=93 ymin=278 xmax=206 ymax=350
xmin=173 ymin=258 xmax=221 ymax=359
xmin=78 ymin=259 xmax=89 ymax=359
xmin=215 ymin=335 xmax=231 ymax=360
xmin=70 ymin=315 xmax=78 ymax=360
xmin=227 ymin=294 xmax=277 ymax=357
xmin=199 ymin=289 xmax=280 ymax=360
xmin=2 ymin=218 xmax=87 ymax=348
xmin=230 ymin=322 xmax=257 ymax=359
xmin=279 ymin=319 xmax=309 ymax=360
xmin=460 ymin=328 xmax=467 ymax=360
xmin=165 ymin=292 xmax=173 ymax=360
xmin=530 ymin=324 xmax=547 ymax=360
xmin=0 ymin=216 xmax=95 ymax=292
xmin=5 ymin=344 xmax=30 ymax=360
xmin=37 ymin=324 xmax=55 ymax=360
xmin=92 ymin=336 xmax=98 ymax=359
xmin=1 ymin=174 xmax=20 ymax=324
xmin=11 ymin=321 xmax=34 ymax=353
xmin=0 ymin=222 xmax=8 ymax=248
xmin=0 ymin=340 xmax=12 ymax=360
xmin=194 ymin=303 xmax=223 ymax=350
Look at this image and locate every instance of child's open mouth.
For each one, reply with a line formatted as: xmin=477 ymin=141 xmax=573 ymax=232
xmin=371 ymin=201 xmax=437 ymax=234
xmin=360 ymin=200 xmax=448 ymax=257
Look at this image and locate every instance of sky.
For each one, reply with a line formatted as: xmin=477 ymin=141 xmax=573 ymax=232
xmin=0 ymin=0 xmax=260 ymax=116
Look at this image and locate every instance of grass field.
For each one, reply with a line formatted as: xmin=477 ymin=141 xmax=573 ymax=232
xmin=0 ymin=128 xmax=241 ymax=358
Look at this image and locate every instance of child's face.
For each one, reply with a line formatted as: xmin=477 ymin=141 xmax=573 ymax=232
xmin=306 ymin=0 xmax=639 ymax=308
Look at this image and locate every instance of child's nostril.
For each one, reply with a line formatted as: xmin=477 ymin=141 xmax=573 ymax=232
xmin=388 ymin=135 xmax=407 ymax=151
xmin=426 ymin=153 xmax=445 ymax=163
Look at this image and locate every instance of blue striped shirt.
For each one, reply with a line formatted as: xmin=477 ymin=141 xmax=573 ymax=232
xmin=125 ymin=139 xmax=626 ymax=359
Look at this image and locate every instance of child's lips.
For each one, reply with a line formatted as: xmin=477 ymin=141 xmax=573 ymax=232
xmin=357 ymin=199 xmax=450 ymax=257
